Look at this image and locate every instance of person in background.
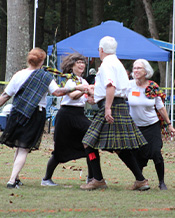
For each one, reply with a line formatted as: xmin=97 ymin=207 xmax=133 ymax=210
xmin=41 ymin=53 xmax=94 ymax=186
xmin=126 ymin=69 xmax=133 ymax=80
xmin=80 ymin=36 xmax=150 ymax=191
xmin=86 ymin=68 xmax=97 ymax=85
xmin=0 ymin=48 xmax=87 ymax=189
xmin=127 ymin=59 xmax=175 ymax=190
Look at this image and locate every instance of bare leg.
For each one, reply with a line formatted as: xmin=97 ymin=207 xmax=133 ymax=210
xmin=13 ymin=148 xmax=19 ymax=180
xmin=8 ymin=147 xmax=29 ymax=184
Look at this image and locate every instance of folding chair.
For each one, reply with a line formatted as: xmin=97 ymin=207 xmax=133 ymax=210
xmin=46 ymin=96 xmax=59 ymax=133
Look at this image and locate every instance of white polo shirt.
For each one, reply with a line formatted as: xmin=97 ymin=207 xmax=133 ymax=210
xmin=94 ymin=54 xmax=129 ymax=103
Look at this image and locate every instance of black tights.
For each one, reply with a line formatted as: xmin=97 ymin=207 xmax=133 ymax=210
xmin=43 ymin=155 xmax=59 ymax=180
xmin=136 ymin=157 xmax=165 ymax=183
xmin=118 ymin=150 xmax=145 ymax=181
xmin=43 ymin=155 xmax=93 ymax=181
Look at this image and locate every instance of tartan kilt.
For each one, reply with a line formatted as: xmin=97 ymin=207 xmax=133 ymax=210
xmin=82 ymin=103 xmax=147 ymax=150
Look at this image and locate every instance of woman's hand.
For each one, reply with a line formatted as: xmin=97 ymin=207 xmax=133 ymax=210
xmin=168 ymin=125 xmax=175 ymax=136
xmin=76 ymin=84 xmax=89 ymax=92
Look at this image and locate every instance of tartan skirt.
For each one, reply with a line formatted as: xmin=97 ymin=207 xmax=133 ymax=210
xmin=82 ymin=102 xmax=147 ymax=151
xmin=0 ymin=106 xmax=46 ymax=151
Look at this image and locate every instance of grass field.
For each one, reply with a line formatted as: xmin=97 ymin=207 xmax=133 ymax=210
xmin=0 ymin=130 xmax=175 ymax=218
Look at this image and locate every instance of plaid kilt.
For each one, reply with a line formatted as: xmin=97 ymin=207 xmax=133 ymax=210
xmin=82 ymin=103 xmax=147 ymax=150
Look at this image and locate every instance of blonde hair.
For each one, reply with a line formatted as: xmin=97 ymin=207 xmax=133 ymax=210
xmin=27 ymin=47 xmax=46 ymax=67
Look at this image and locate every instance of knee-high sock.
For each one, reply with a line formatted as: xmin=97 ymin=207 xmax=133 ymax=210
xmin=85 ymin=146 xmax=103 ymax=181
xmin=118 ymin=150 xmax=145 ymax=181
xmin=9 ymin=147 xmax=29 ymax=184
xmin=155 ymin=161 xmax=165 ymax=183
xmin=43 ymin=155 xmax=59 ymax=180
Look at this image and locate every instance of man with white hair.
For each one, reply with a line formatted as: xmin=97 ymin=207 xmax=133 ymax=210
xmin=80 ymin=36 xmax=150 ymax=191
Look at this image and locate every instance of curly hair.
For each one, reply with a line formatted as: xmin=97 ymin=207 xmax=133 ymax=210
xmin=27 ymin=47 xmax=46 ymax=67
xmin=61 ymin=53 xmax=87 ymax=74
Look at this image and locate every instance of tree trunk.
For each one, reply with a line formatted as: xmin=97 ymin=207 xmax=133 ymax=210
xmin=93 ymin=0 xmax=104 ymax=26
xmin=67 ymin=0 xmax=76 ymax=36
xmin=79 ymin=0 xmax=88 ymax=30
xmin=142 ymin=0 xmax=165 ymax=87
xmin=133 ymin=0 xmax=147 ymax=36
xmin=6 ymin=0 xmax=32 ymax=81
xmin=36 ymin=0 xmax=47 ymax=47
xmin=0 ymin=0 xmax=7 ymax=85
xmin=142 ymin=0 xmax=159 ymax=38
xmin=60 ymin=0 xmax=67 ymax=39
xmin=92 ymin=0 xmax=104 ymax=71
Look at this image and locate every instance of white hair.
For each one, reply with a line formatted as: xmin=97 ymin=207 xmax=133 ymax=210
xmin=133 ymin=59 xmax=154 ymax=79
xmin=99 ymin=36 xmax=117 ymax=54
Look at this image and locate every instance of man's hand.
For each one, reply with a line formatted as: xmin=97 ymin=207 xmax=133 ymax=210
xmin=105 ymin=107 xmax=114 ymax=123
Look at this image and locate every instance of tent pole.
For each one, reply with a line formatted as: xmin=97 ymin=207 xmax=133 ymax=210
xmin=33 ymin=0 xmax=38 ymax=48
xmin=165 ymin=61 xmax=169 ymax=110
xmin=165 ymin=61 xmax=168 ymax=97
xmin=171 ymin=0 xmax=175 ymax=124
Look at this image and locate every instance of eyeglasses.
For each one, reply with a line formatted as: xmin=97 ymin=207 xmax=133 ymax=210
xmin=133 ymin=67 xmax=144 ymax=70
xmin=76 ymin=60 xmax=86 ymax=65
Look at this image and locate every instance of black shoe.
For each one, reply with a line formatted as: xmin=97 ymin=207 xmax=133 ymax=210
xmin=159 ymin=182 xmax=168 ymax=190
xmin=7 ymin=182 xmax=19 ymax=189
xmin=16 ymin=179 xmax=23 ymax=186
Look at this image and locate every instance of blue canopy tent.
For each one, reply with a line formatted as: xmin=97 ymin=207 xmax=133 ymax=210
xmin=47 ymin=20 xmax=170 ymax=62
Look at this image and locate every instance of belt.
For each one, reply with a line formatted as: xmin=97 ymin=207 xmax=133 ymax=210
xmin=97 ymin=97 xmax=125 ymax=109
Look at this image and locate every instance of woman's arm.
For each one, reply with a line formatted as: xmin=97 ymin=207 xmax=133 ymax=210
xmin=52 ymin=84 xmax=88 ymax=97
xmin=158 ymin=106 xmax=175 ymax=134
xmin=68 ymin=90 xmax=85 ymax=100
xmin=0 ymin=92 xmax=11 ymax=107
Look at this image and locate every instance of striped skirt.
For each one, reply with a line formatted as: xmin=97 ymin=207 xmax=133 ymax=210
xmin=82 ymin=102 xmax=147 ymax=151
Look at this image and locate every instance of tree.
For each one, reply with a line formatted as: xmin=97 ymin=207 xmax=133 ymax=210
xmin=6 ymin=0 xmax=33 ymax=81
xmin=142 ymin=0 xmax=166 ymax=86
xmin=0 ymin=0 xmax=7 ymax=83
xmin=67 ymin=0 xmax=76 ymax=36
xmin=35 ymin=0 xmax=47 ymax=47
xmin=79 ymin=0 xmax=88 ymax=30
xmin=93 ymin=0 xmax=104 ymax=26
xmin=60 ymin=0 xmax=67 ymax=39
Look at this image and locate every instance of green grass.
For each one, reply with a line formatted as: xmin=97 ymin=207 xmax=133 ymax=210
xmin=0 ymin=132 xmax=175 ymax=218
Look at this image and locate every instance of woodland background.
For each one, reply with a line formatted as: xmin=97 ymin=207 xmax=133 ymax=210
xmin=0 ymin=0 xmax=173 ymax=86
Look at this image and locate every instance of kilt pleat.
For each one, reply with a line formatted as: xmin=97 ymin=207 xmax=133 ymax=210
xmin=82 ymin=103 xmax=147 ymax=150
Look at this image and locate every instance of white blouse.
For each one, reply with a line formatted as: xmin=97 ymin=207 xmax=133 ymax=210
xmin=61 ymin=76 xmax=88 ymax=107
xmin=127 ymin=80 xmax=164 ymax=126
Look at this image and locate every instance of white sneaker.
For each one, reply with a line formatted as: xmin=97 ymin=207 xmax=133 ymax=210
xmin=41 ymin=179 xmax=58 ymax=186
